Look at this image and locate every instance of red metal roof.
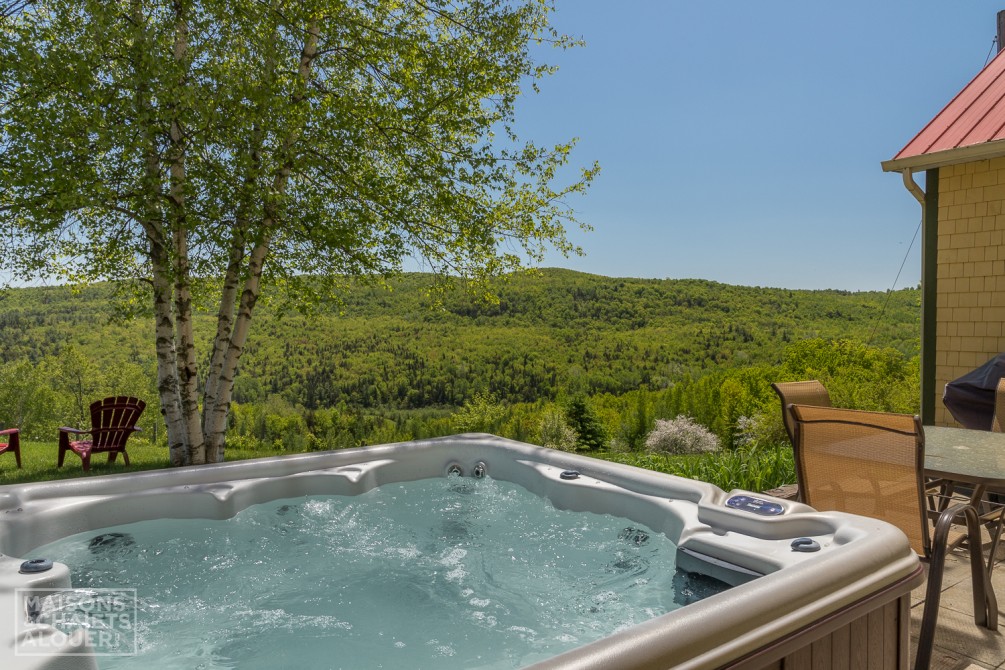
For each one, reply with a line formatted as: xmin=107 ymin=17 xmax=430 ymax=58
xmin=887 ymin=48 xmax=1005 ymax=169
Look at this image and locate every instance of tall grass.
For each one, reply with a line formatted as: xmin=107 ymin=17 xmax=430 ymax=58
xmin=597 ymin=446 xmax=795 ymax=493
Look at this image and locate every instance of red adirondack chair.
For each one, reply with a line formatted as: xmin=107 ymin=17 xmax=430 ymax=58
xmin=0 ymin=428 xmax=20 ymax=468
xmin=58 ymin=396 xmax=146 ymax=472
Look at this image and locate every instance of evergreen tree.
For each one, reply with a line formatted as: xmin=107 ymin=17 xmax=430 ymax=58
xmin=565 ymin=396 xmax=607 ymax=451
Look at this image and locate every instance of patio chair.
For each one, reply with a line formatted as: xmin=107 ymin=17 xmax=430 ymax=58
xmin=986 ymin=378 xmax=1005 ymax=556
xmin=0 ymin=428 xmax=20 ymax=468
xmin=58 ymin=396 xmax=146 ymax=472
xmin=791 ymin=404 xmax=996 ymax=670
xmin=770 ymin=380 xmax=831 ymax=501
xmin=771 ymin=380 xmax=831 ymax=445
xmin=993 ymin=377 xmax=1005 ymax=432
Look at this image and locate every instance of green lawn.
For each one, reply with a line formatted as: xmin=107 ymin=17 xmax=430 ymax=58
xmin=0 ymin=438 xmax=293 ymax=487
xmin=0 ymin=439 xmax=165 ymax=486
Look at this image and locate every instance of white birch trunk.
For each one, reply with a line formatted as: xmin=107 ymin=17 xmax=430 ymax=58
xmin=129 ymin=0 xmax=188 ymax=466
xmin=202 ymin=128 xmax=259 ymax=451
xmin=167 ymin=0 xmax=204 ymax=465
xmin=151 ymin=243 xmax=188 ymax=466
xmin=201 ymin=231 xmax=244 ymax=448
xmin=202 ymin=20 xmax=320 ymax=463
xmin=203 ymin=241 xmax=270 ymax=462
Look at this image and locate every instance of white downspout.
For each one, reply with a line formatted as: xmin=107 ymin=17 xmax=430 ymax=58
xmin=899 ymin=166 xmax=932 ymax=425
xmin=901 ymin=169 xmax=926 ymax=206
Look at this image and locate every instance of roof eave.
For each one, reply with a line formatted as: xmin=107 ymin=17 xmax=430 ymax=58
xmin=882 ymin=138 xmax=1005 ymax=173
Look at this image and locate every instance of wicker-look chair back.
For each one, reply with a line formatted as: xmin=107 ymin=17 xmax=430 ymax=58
xmin=771 ymin=380 xmax=831 ymax=503
xmin=771 ymin=380 xmax=831 ymax=446
xmin=791 ymin=404 xmax=927 ymax=555
xmin=993 ymin=378 xmax=1005 ymax=433
xmin=791 ymin=403 xmax=995 ymax=670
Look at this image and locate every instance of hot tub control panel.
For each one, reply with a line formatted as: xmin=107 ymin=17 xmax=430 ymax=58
xmin=725 ymin=495 xmax=784 ymax=516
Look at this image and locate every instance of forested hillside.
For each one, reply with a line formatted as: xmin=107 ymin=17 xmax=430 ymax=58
xmin=0 ymin=269 xmax=921 ymax=468
xmin=0 ymin=269 xmax=918 ymax=411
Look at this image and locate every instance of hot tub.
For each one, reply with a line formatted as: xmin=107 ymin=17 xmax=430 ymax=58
xmin=0 ymin=434 xmax=922 ymax=669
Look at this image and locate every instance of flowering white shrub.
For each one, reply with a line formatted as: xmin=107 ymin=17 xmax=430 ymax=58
xmin=734 ymin=415 xmax=757 ymax=448
xmin=645 ymin=416 xmax=719 ymax=455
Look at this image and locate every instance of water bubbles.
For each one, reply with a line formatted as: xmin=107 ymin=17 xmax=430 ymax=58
xmin=617 ymin=527 xmax=650 ymax=546
xmin=448 ymin=480 xmax=477 ymax=495
xmin=672 ymin=570 xmax=731 ymax=607
xmin=33 ymin=478 xmax=697 ymax=669
xmin=87 ymin=532 xmax=135 ymax=554
xmin=606 ymin=555 xmax=650 ymax=575
xmin=426 ymin=639 xmax=457 ymax=657
xmin=471 ymin=611 xmax=498 ymax=627
xmin=439 ymin=518 xmax=471 ymax=542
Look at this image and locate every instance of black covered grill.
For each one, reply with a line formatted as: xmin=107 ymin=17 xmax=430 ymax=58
xmin=942 ymin=353 xmax=1005 ymax=430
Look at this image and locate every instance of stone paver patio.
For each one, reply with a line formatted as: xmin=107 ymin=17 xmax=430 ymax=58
xmin=913 ymin=548 xmax=1005 ymax=669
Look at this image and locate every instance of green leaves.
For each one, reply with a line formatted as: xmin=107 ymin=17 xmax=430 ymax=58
xmin=5 ymin=0 xmax=598 ymax=298
xmin=1 ymin=0 xmax=596 ymax=462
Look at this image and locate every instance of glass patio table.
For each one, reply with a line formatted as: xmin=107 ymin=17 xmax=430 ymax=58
xmin=924 ymin=425 xmax=1005 ymax=610
xmin=925 ymin=426 xmax=1005 ymax=491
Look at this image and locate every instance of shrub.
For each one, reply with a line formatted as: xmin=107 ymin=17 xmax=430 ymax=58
xmin=734 ymin=411 xmax=788 ymax=451
xmin=600 ymin=447 xmax=795 ymax=492
xmin=224 ymin=434 xmax=265 ymax=452
xmin=645 ymin=416 xmax=719 ymax=455
xmin=452 ymin=392 xmax=506 ymax=433
xmin=538 ymin=407 xmax=579 ymax=452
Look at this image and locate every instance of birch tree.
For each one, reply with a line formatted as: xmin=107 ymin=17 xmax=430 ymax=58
xmin=0 ymin=0 xmax=596 ymax=465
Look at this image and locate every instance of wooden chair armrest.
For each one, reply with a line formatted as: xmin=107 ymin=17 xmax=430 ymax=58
xmin=58 ymin=427 xmax=89 ymax=435
xmin=0 ymin=428 xmax=19 ymax=436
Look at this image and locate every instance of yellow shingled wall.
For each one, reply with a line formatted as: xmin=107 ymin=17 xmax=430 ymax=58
xmin=935 ymin=157 xmax=1005 ymax=425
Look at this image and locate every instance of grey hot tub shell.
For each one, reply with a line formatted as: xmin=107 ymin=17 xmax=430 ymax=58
xmin=0 ymin=434 xmax=923 ymax=669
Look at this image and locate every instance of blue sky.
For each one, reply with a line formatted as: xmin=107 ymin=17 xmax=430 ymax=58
xmin=520 ymin=1 xmax=1005 ymax=291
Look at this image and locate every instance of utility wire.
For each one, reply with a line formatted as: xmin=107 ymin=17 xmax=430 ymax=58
xmin=868 ymin=218 xmax=921 ymax=346
xmin=987 ymin=36 xmax=999 ymax=67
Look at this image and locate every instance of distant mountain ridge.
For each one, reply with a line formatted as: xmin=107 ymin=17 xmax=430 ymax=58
xmin=0 ymin=269 xmax=920 ymax=410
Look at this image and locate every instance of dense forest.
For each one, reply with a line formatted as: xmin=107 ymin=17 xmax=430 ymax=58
xmin=0 ymin=269 xmax=921 ymax=461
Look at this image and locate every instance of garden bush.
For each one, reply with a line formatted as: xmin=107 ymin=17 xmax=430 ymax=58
xmin=645 ymin=416 xmax=719 ymax=455
xmin=734 ymin=411 xmax=787 ymax=451
xmin=538 ymin=407 xmax=578 ymax=451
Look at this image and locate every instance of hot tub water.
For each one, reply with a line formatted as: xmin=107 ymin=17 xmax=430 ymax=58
xmin=30 ymin=476 xmax=729 ymax=670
